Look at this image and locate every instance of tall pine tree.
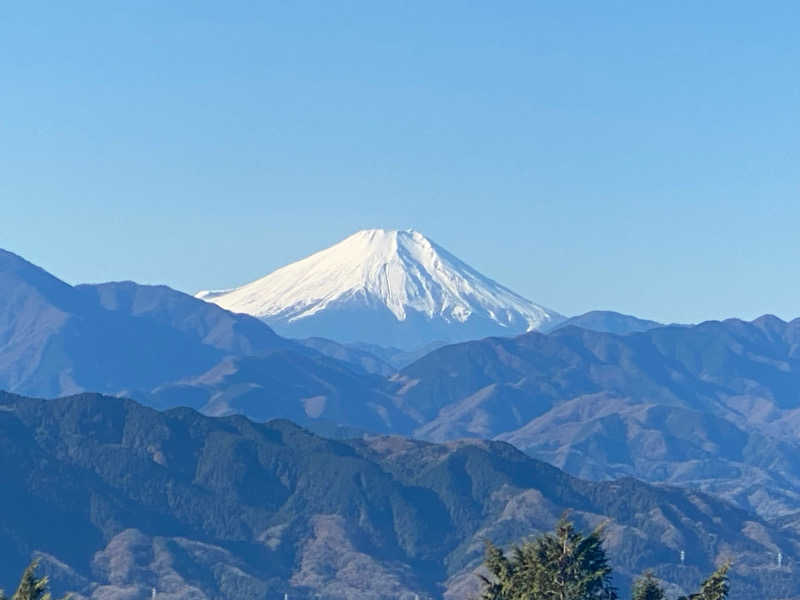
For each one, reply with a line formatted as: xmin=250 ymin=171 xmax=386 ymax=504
xmin=677 ymin=563 xmax=730 ymax=600
xmin=2 ymin=560 xmax=67 ymax=600
xmin=632 ymin=571 xmax=665 ymax=600
xmin=480 ymin=515 xmax=618 ymax=600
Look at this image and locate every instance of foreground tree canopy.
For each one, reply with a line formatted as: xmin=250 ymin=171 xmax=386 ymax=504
xmin=632 ymin=572 xmax=664 ymax=600
xmin=3 ymin=522 xmax=730 ymax=600
xmin=677 ymin=564 xmax=730 ymax=600
xmin=0 ymin=561 xmax=67 ymax=600
xmin=480 ymin=516 xmax=730 ymax=600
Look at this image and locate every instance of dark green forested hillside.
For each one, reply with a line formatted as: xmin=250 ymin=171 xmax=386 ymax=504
xmin=0 ymin=392 xmax=797 ymax=600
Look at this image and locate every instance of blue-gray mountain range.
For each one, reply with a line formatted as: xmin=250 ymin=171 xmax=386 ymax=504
xmin=3 ymin=246 xmax=800 ymax=598
xmin=1 ymin=391 xmax=796 ymax=600
xmin=3 ymin=247 xmax=800 ymax=521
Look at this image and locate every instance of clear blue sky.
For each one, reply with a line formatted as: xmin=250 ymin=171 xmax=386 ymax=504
xmin=2 ymin=2 xmax=798 ymax=323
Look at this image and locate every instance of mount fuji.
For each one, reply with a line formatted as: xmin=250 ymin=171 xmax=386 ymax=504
xmin=196 ymin=229 xmax=563 ymax=348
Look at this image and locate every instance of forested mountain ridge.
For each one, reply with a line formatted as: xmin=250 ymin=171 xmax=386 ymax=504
xmin=396 ymin=316 xmax=800 ymax=518
xmin=7 ymin=246 xmax=800 ymax=530
xmin=0 ymin=392 xmax=796 ymax=600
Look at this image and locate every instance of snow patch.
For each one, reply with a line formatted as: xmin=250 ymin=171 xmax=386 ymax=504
xmin=196 ymin=229 xmax=563 ymax=346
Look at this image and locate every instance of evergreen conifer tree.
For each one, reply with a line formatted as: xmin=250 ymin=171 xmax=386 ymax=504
xmin=480 ymin=542 xmax=512 ymax=600
xmin=4 ymin=560 xmax=67 ymax=600
xmin=632 ymin=571 xmax=665 ymax=600
xmin=480 ymin=515 xmax=617 ymax=600
xmin=677 ymin=563 xmax=730 ymax=600
xmin=11 ymin=561 xmax=52 ymax=600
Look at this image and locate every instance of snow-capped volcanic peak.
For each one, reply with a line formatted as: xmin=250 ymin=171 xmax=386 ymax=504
xmin=197 ymin=229 xmax=562 ymax=347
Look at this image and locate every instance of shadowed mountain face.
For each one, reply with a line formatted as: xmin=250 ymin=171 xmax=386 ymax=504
xmin=76 ymin=281 xmax=292 ymax=357
xmin=294 ymin=339 xmax=452 ymax=375
xmin=146 ymin=353 xmax=411 ymax=433
xmin=295 ymin=337 xmax=398 ymax=376
xmin=0 ymin=249 xmax=294 ymax=397
xmin=395 ymin=317 xmax=800 ymax=518
xmin=8 ymin=248 xmax=800 ymax=530
xmin=1 ymin=392 xmax=797 ymax=600
xmin=0 ymin=251 xmax=218 ymax=396
xmin=0 ymin=251 xmax=407 ymax=430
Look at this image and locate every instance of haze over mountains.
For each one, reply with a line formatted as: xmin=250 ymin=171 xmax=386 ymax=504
xmin=0 ymin=248 xmax=408 ymax=431
xmin=196 ymin=229 xmax=564 ymax=349
xmin=541 ymin=310 xmax=667 ymax=335
xmin=5 ymin=241 xmax=800 ymax=519
xmin=395 ymin=318 xmax=800 ymax=519
xmin=4 ymin=237 xmax=800 ymax=598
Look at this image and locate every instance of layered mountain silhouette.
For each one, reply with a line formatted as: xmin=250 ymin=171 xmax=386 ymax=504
xmin=300 ymin=311 xmax=666 ymax=373
xmin=0 ymin=249 xmax=410 ymax=430
xmin=0 ymin=248 xmax=301 ymax=397
xmin=1 ymin=392 xmax=796 ymax=600
xmin=395 ymin=318 xmax=800 ymax=518
xmin=5 ymin=245 xmax=800 ymax=542
xmin=541 ymin=310 xmax=666 ymax=335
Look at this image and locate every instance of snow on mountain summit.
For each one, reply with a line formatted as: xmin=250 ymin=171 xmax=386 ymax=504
xmin=196 ymin=229 xmax=563 ymax=348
